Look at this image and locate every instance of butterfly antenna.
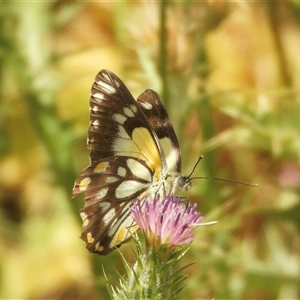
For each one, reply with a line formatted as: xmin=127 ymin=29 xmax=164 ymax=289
xmin=186 ymin=155 xmax=204 ymax=179
xmin=187 ymin=156 xmax=258 ymax=187
xmin=191 ymin=176 xmax=258 ymax=187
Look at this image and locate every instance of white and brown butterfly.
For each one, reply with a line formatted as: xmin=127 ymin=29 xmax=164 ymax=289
xmin=72 ymin=69 xmax=192 ymax=255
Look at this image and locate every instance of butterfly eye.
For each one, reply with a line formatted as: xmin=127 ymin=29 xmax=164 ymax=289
xmin=177 ymin=176 xmax=192 ymax=190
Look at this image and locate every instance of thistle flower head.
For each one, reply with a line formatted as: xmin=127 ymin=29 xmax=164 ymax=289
xmin=131 ymin=196 xmax=202 ymax=251
xmin=109 ymin=196 xmax=204 ymax=299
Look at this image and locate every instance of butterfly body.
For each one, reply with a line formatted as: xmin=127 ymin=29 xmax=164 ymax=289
xmin=72 ymin=70 xmax=191 ymax=255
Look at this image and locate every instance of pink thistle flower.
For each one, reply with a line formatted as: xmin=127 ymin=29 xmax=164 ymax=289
xmin=131 ymin=196 xmax=202 ymax=249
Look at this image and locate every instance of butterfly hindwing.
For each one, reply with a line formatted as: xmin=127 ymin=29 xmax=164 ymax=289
xmin=73 ymin=156 xmax=154 ymax=254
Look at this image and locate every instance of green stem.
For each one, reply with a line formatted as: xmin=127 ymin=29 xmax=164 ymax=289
xmin=159 ymin=0 xmax=169 ymax=108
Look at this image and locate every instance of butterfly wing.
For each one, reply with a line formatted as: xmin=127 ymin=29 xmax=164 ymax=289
xmin=137 ymin=89 xmax=181 ymax=173
xmin=72 ymin=70 xmax=182 ymax=254
xmin=88 ymin=70 xmax=166 ymax=177
xmin=73 ymin=156 xmax=153 ymax=254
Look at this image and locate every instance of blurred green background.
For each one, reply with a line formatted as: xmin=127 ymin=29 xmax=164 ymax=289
xmin=1 ymin=1 xmax=300 ymax=299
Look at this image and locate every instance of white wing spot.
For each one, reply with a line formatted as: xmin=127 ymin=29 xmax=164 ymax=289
xmin=127 ymin=158 xmax=152 ymax=182
xmin=102 ymin=72 xmax=110 ymax=81
xmin=90 ymin=105 xmax=99 ymax=112
xmin=87 ymin=137 xmax=94 ymax=145
xmin=140 ymin=102 xmax=153 ymax=110
xmin=106 ymin=176 xmax=119 ymax=184
xmin=96 ymin=80 xmax=116 ymax=94
xmin=115 ymin=180 xmax=148 ymax=199
xmin=130 ymin=105 xmax=138 ymax=113
xmin=96 ymin=187 xmax=109 ymax=200
xmin=80 ymin=212 xmax=89 ymax=228
xmin=103 ymin=208 xmax=116 ymax=226
xmin=99 ymin=201 xmax=110 ymax=211
xmin=113 ymin=113 xmax=127 ymax=124
xmin=116 ymin=125 xmax=130 ymax=139
xmin=120 ymin=202 xmax=132 ymax=217
xmin=92 ymin=120 xmax=100 ymax=128
xmin=159 ymin=136 xmax=180 ymax=176
xmin=113 ymin=79 xmax=120 ymax=88
xmin=93 ymin=92 xmax=105 ymax=101
xmin=123 ymin=107 xmax=135 ymax=118
xmin=117 ymin=166 xmax=127 ymax=177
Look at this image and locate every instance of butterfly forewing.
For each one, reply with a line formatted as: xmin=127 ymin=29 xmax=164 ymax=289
xmin=72 ymin=69 xmax=184 ymax=255
xmin=137 ymin=89 xmax=181 ymax=173
xmin=89 ymin=70 xmax=164 ymax=174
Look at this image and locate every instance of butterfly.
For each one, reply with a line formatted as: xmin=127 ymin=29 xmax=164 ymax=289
xmin=72 ymin=69 xmax=192 ymax=255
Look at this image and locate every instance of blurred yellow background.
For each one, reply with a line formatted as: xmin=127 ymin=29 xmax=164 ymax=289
xmin=1 ymin=2 xmax=300 ymax=299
